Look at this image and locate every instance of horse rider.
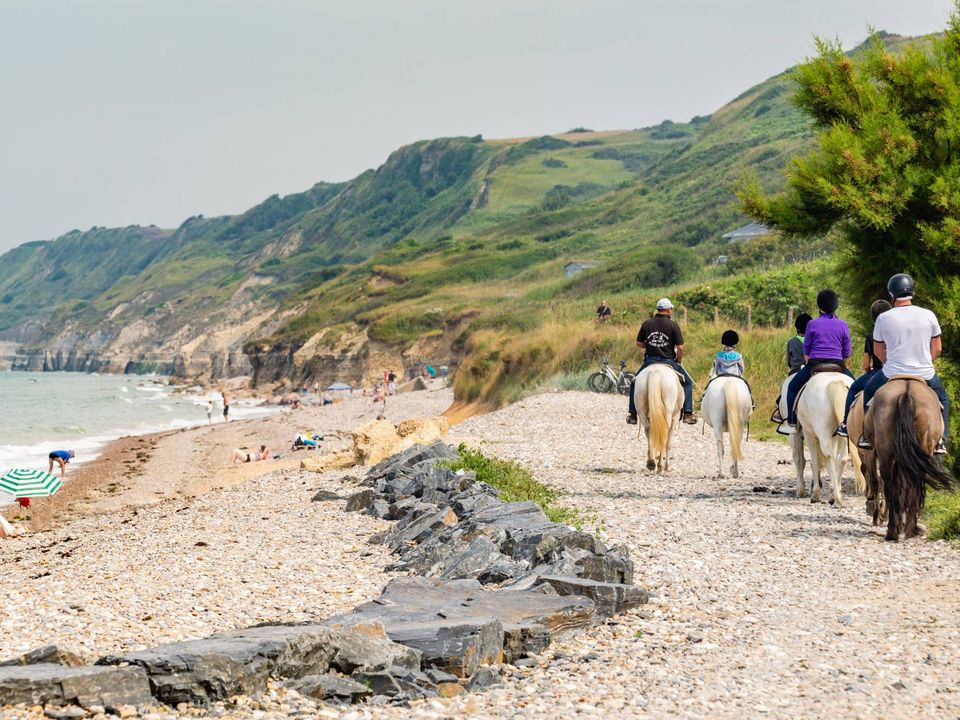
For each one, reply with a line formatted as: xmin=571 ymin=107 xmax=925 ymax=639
xmin=787 ymin=313 xmax=812 ymax=374
xmin=834 ymin=299 xmax=891 ymax=438
xmin=783 ymin=289 xmax=855 ymax=433
xmin=627 ymin=297 xmax=697 ymax=426
xmin=854 ymin=273 xmax=948 ymax=455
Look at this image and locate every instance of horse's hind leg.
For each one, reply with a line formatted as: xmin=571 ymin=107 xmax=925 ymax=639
xmin=808 ymin=440 xmax=823 ymax=503
xmin=714 ymin=430 xmax=725 ymax=479
xmin=792 ymin=434 xmax=807 ymax=498
xmin=883 ymin=467 xmax=900 ymax=542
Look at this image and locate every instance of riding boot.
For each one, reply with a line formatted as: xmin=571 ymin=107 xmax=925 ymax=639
xmin=935 ymin=438 xmax=947 ymax=455
xmin=835 ymin=422 xmax=848 ymax=438
xmin=626 ymin=413 xmax=638 ymax=425
xmin=857 ymin=435 xmax=873 ymax=450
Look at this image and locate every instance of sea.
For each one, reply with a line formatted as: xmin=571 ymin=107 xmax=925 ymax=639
xmin=0 ymin=371 xmax=274 ymax=474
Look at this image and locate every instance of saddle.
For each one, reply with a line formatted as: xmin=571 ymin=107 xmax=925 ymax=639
xmin=809 ymin=362 xmax=847 ymax=376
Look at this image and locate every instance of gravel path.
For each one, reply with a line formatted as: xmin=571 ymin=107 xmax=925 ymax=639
xmin=420 ymin=391 xmax=959 ymax=720
xmin=4 ymin=389 xmax=959 ymax=720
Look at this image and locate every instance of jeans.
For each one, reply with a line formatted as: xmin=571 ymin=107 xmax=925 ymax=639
xmin=786 ymin=360 xmax=855 ymax=424
xmin=628 ymin=357 xmax=694 ymax=416
xmin=862 ymin=371 xmax=950 ymax=439
xmin=842 ymin=369 xmax=879 ymax=424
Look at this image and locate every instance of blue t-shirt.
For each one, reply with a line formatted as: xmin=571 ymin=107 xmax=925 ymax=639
xmin=51 ymin=450 xmax=71 ymax=462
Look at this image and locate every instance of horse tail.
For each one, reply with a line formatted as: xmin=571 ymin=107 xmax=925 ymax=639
xmin=892 ymin=386 xmax=953 ymax=536
xmin=827 ymin=380 xmax=848 ymax=426
xmin=724 ymin=381 xmax=743 ymax=462
xmin=647 ymin=371 xmax=668 ymax=459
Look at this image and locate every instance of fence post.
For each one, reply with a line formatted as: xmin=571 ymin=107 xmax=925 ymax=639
xmin=681 ymin=305 xmax=688 ymax=325
xmin=712 ymin=306 xmax=719 ymax=324
xmin=745 ymin=304 xmax=752 ymax=331
xmin=786 ymin=306 xmax=794 ymax=329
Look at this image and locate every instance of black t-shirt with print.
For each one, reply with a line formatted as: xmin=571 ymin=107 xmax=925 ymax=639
xmin=637 ymin=314 xmax=684 ymax=361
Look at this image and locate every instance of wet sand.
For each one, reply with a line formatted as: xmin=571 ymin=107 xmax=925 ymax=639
xmin=6 ymin=385 xmax=454 ymax=533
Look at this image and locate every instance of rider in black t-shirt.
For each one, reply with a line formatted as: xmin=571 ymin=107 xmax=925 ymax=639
xmin=627 ymin=298 xmax=696 ymax=425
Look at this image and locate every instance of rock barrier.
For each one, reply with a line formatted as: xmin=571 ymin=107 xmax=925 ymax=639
xmin=0 ymin=440 xmax=648 ymax=711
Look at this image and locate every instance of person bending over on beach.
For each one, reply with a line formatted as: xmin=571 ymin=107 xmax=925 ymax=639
xmin=221 ymin=390 xmax=230 ymax=422
xmin=48 ymin=449 xmax=75 ymax=477
xmin=230 ymin=445 xmax=269 ymax=464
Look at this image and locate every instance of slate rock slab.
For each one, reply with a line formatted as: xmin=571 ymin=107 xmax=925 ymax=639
xmin=285 ymin=673 xmax=371 ymax=704
xmin=0 ymin=645 xmax=83 ymax=668
xmin=326 ymin=577 xmax=595 ymax=673
xmin=534 ymin=576 xmax=648 ymax=618
xmin=343 ymin=489 xmax=374 ymax=511
xmin=353 ymin=666 xmax=438 ymax=700
xmin=98 ymin=623 xmax=395 ymax=706
xmin=0 ymin=664 xmax=152 ymax=708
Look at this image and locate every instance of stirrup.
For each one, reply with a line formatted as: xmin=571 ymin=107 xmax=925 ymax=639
xmin=835 ymin=423 xmax=848 ymax=438
xmin=626 ymin=414 xmax=638 ymax=425
xmin=770 ymin=409 xmax=784 ymax=424
xmin=857 ymin=435 xmax=873 ymax=450
xmin=779 ymin=423 xmax=796 ymax=436
xmin=935 ymin=438 xmax=947 ymax=456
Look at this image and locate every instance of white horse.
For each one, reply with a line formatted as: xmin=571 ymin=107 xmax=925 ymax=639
xmin=633 ymin=363 xmax=684 ymax=473
xmin=795 ymin=372 xmax=853 ymax=506
xmin=701 ymin=376 xmax=753 ymax=478
xmin=778 ymin=374 xmax=806 ymax=492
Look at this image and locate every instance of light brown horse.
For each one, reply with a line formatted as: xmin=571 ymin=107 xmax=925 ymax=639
xmin=862 ymin=378 xmax=952 ymax=541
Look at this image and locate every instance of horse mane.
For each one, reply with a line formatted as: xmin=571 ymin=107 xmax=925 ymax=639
xmin=891 ymin=384 xmax=953 ymax=537
xmin=723 ymin=380 xmax=743 ymax=462
xmin=647 ymin=370 xmax=668 ymax=460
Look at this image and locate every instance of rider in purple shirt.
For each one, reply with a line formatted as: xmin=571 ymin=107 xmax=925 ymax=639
xmin=783 ymin=289 xmax=855 ymax=431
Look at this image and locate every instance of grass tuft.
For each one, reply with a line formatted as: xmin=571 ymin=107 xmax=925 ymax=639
xmin=443 ymin=443 xmax=583 ymax=528
xmin=924 ymin=489 xmax=960 ymax=541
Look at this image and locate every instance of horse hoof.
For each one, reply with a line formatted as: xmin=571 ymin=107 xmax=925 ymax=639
xmin=885 ymin=534 xmax=898 ymax=542
xmin=646 ymin=460 xmax=656 ymax=471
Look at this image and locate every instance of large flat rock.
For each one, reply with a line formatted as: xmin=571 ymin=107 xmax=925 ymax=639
xmin=98 ymin=622 xmax=418 ymax=706
xmin=0 ymin=664 xmax=152 ymax=708
xmin=327 ymin=577 xmax=595 ymax=672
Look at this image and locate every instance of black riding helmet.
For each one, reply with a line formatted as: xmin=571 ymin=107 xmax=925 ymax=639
xmin=721 ymin=329 xmax=739 ymax=347
xmin=795 ymin=312 xmax=813 ymax=334
xmin=887 ymin=273 xmax=915 ymax=299
xmin=817 ymin=289 xmax=839 ymax=314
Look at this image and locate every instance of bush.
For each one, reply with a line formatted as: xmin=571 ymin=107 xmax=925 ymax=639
xmin=443 ymin=444 xmax=582 ymax=527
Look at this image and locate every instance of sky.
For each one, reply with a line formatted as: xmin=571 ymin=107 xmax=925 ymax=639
xmin=0 ymin=0 xmax=953 ymax=251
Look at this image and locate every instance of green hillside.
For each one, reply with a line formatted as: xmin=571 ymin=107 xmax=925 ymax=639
xmin=6 ymin=34 xmax=928 ymax=413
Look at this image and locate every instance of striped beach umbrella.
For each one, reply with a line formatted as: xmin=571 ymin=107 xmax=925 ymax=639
xmin=0 ymin=468 xmax=62 ymax=498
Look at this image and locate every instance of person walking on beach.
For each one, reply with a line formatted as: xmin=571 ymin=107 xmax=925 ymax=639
xmin=387 ymin=370 xmax=397 ymax=396
xmin=221 ymin=390 xmax=230 ymax=422
xmin=48 ymin=450 xmax=75 ymax=478
xmin=206 ymin=400 xmax=213 ymax=424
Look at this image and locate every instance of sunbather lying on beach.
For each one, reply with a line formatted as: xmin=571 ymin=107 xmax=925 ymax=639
xmin=230 ymin=445 xmax=269 ymax=464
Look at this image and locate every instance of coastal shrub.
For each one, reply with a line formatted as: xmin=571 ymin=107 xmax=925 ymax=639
xmin=443 ymin=444 xmax=582 ymax=528
xmin=924 ymin=490 xmax=960 ymax=542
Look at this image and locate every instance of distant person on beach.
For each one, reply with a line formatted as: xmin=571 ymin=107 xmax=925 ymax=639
xmin=48 ymin=450 xmax=75 ymax=477
xmin=230 ymin=445 xmax=269 ymax=464
xmin=206 ymin=400 xmax=213 ymax=424
xmin=221 ymin=390 xmax=230 ymax=422
xmin=387 ymin=370 xmax=397 ymax=395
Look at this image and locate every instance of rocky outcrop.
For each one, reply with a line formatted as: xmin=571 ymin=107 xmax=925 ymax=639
xmin=1 ymin=441 xmax=647 ymax=712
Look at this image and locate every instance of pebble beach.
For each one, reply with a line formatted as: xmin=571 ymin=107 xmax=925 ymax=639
xmin=3 ymin=389 xmax=960 ymax=719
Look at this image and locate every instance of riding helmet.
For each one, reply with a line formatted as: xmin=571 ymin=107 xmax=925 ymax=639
xmin=721 ymin=329 xmax=740 ymax=347
xmin=887 ymin=273 xmax=915 ymax=299
xmin=817 ymin=289 xmax=839 ymax=314
xmin=870 ymin=299 xmax=892 ymax=320
xmin=795 ymin=312 xmax=813 ymax=334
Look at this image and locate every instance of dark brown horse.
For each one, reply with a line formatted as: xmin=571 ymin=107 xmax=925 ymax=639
xmin=863 ymin=378 xmax=953 ymax=541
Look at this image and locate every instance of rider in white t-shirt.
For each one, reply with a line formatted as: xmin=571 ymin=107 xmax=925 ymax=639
xmin=859 ymin=273 xmax=949 ymax=455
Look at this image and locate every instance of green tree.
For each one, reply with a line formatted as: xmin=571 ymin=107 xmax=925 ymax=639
xmin=738 ymin=15 xmax=960 ymax=472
